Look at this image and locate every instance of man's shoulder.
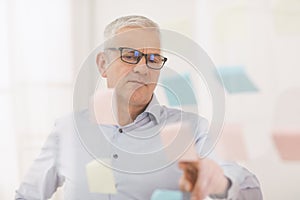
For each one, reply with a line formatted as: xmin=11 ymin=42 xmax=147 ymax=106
xmin=55 ymin=109 xmax=88 ymax=122
xmin=162 ymin=106 xmax=208 ymax=125
xmin=53 ymin=109 xmax=90 ymax=133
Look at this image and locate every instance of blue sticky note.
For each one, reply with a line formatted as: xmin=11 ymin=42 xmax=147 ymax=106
xmin=161 ymin=73 xmax=197 ymax=106
xmin=217 ymin=66 xmax=258 ymax=94
xmin=151 ymin=190 xmax=183 ymax=200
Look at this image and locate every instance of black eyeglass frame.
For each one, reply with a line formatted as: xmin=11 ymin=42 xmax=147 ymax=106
xmin=105 ymin=47 xmax=167 ymax=70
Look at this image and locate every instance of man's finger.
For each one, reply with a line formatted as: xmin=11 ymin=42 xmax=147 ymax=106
xmin=178 ymin=161 xmax=199 ymax=192
xmin=179 ymin=176 xmax=192 ymax=192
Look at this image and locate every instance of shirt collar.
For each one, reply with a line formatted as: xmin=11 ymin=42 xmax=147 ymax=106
xmin=140 ymin=94 xmax=161 ymax=124
xmin=120 ymin=94 xmax=162 ymax=129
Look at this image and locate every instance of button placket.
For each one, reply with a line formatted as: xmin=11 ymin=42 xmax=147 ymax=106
xmin=111 ymin=127 xmax=122 ymax=161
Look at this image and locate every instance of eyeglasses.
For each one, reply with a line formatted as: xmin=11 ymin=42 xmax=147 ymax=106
xmin=105 ymin=47 xmax=167 ymax=70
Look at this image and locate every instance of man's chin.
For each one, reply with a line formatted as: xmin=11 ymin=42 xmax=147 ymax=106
xmin=127 ymin=81 xmax=147 ymax=90
xmin=129 ymin=92 xmax=150 ymax=106
xmin=117 ymin=84 xmax=153 ymax=106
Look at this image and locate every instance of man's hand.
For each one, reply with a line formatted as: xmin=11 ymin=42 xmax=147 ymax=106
xmin=178 ymin=158 xmax=230 ymax=200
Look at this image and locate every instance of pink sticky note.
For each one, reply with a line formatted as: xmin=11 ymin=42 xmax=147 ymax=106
xmin=214 ymin=124 xmax=248 ymax=161
xmin=160 ymin=122 xmax=198 ymax=162
xmin=272 ymin=129 xmax=300 ymax=161
xmin=89 ymin=89 xmax=118 ymax=125
xmin=180 ymin=143 xmax=199 ymax=162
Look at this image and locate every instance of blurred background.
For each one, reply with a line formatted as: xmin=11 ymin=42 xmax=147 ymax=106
xmin=1 ymin=0 xmax=300 ymax=199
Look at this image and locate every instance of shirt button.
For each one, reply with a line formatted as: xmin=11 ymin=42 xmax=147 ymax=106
xmin=113 ymin=154 xmax=118 ymax=159
xmin=118 ymin=128 xmax=123 ymax=133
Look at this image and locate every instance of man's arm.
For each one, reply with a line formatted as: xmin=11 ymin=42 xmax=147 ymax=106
xmin=180 ymin=116 xmax=263 ymax=200
xmin=15 ymin=122 xmax=65 ymax=200
xmin=179 ymin=158 xmax=262 ymax=200
xmin=217 ymin=161 xmax=263 ymax=200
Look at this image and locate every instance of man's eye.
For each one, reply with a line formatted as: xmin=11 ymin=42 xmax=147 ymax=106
xmin=123 ymin=52 xmax=138 ymax=60
xmin=149 ymin=59 xmax=159 ymax=63
xmin=124 ymin=55 xmax=135 ymax=59
xmin=148 ymin=55 xmax=161 ymax=63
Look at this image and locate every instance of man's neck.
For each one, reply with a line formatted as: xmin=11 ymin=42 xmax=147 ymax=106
xmin=116 ymin=99 xmax=149 ymax=126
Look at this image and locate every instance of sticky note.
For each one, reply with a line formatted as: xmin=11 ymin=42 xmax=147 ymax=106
xmin=214 ymin=124 xmax=248 ymax=160
xmin=272 ymin=129 xmax=300 ymax=161
xmin=89 ymin=89 xmax=118 ymax=125
xmin=151 ymin=190 xmax=214 ymax=200
xmin=273 ymin=0 xmax=300 ymax=35
xmin=151 ymin=190 xmax=183 ymax=200
xmin=160 ymin=122 xmax=198 ymax=162
xmin=214 ymin=5 xmax=248 ymax=42
xmin=217 ymin=66 xmax=258 ymax=94
xmin=161 ymin=73 xmax=197 ymax=106
xmin=86 ymin=159 xmax=117 ymax=194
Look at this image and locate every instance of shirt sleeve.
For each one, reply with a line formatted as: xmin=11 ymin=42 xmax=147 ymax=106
xmin=213 ymin=161 xmax=263 ymax=200
xmin=194 ymin=117 xmax=263 ymax=200
xmin=15 ymin=121 xmax=65 ymax=200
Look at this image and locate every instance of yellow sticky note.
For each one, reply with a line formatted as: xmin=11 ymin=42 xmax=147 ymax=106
xmin=86 ymin=159 xmax=117 ymax=194
xmin=273 ymin=0 xmax=300 ymax=35
xmin=89 ymin=89 xmax=118 ymax=125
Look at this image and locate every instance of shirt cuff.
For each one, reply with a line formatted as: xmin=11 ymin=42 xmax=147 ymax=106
xmin=209 ymin=175 xmax=239 ymax=200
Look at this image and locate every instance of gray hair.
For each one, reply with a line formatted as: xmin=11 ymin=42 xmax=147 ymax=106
xmin=104 ymin=15 xmax=160 ymax=40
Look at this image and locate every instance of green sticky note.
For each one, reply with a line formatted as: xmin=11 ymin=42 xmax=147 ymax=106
xmin=217 ymin=66 xmax=258 ymax=94
xmin=151 ymin=190 xmax=183 ymax=200
xmin=161 ymin=73 xmax=197 ymax=106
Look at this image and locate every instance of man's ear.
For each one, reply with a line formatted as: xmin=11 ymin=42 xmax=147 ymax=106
xmin=96 ymin=52 xmax=108 ymax=78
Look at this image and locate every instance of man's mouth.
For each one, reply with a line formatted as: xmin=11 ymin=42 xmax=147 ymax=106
xmin=128 ymin=80 xmax=147 ymax=85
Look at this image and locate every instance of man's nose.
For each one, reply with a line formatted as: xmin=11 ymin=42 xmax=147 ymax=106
xmin=133 ymin=56 xmax=148 ymax=74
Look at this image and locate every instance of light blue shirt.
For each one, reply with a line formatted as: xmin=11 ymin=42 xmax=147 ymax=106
xmin=15 ymin=95 xmax=262 ymax=200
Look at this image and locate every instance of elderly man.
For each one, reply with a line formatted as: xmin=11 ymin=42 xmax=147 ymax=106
xmin=16 ymin=15 xmax=262 ymax=200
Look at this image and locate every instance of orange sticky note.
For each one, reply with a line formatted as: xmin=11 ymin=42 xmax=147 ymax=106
xmin=272 ymin=129 xmax=300 ymax=161
xmin=214 ymin=124 xmax=248 ymax=161
xmin=89 ymin=89 xmax=118 ymax=125
xmin=160 ymin=122 xmax=198 ymax=162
